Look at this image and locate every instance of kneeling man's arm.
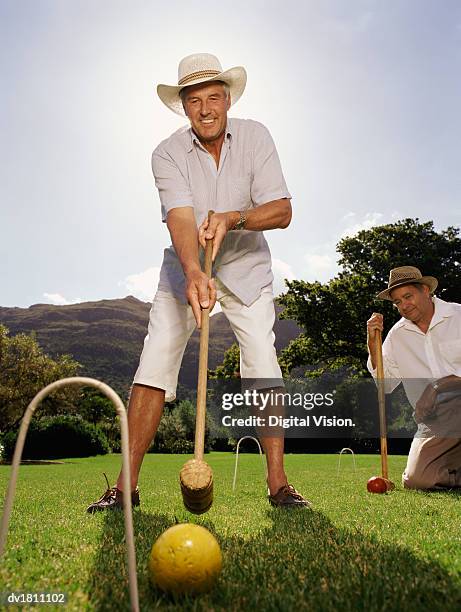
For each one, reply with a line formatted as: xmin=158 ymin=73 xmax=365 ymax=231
xmin=365 ymin=313 xmax=401 ymax=395
xmin=434 ymin=374 xmax=461 ymax=391
xmin=415 ymin=375 xmax=461 ymax=423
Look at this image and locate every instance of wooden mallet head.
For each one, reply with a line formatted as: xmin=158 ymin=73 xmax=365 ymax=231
xmin=180 ymin=459 xmax=213 ymax=514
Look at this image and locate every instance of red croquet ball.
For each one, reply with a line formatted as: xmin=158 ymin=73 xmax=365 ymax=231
xmin=367 ymin=476 xmax=387 ymax=494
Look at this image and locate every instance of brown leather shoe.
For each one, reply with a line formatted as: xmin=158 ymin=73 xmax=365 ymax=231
xmin=268 ymin=484 xmax=312 ymax=508
xmin=86 ymin=474 xmax=140 ymax=513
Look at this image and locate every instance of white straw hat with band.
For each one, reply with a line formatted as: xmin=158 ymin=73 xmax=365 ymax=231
xmin=157 ymin=53 xmax=247 ymax=116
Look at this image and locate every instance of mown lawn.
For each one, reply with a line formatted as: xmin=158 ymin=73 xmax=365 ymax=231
xmin=1 ymin=452 xmax=460 ymax=611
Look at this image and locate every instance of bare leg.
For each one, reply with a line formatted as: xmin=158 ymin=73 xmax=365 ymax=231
xmin=259 ymin=435 xmax=287 ymax=495
xmin=253 ymin=387 xmax=288 ymax=495
xmin=258 ymin=398 xmax=310 ymax=505
xmin=116 ymin=384 xmax=165 ymax=491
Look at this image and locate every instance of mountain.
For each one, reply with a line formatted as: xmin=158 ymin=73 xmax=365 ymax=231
xmin=0 ymin=296 xmax=302 ymax=400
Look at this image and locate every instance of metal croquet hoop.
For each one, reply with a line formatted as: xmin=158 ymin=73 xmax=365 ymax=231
xmin=336 ymin=447 xmax=357 ymax=476
xmin=0 ymin=377 xmax=139 ymax=612
xmin=232 ymin=436 xmax=265 ymax=492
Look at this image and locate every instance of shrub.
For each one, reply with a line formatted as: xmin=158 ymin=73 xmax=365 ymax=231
xmin=149 ymin=400 xmax=214 ymax=454
xmin=2 ymin=415 xmax=110 ymax=460
xmin=97 ymin=421 xmax=122 ymax=453
xmin=150 ymin=412 xmax=194 ymax=454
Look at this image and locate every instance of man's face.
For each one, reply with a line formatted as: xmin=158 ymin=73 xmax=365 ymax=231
xmin=390 ymin=284 xmax=433 ymax=323
xmin=182 ymin=81 xmax=231 ymax=145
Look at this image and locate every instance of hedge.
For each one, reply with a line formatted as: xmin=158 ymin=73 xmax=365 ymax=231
xmin=2 ymin=415 xmax=110 ymax=460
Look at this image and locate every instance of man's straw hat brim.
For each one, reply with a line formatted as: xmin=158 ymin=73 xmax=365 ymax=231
xmin=157 ymin=60 xmax=247 ymax=117
xmin=377 ymin=266 xmax=438 ymax=300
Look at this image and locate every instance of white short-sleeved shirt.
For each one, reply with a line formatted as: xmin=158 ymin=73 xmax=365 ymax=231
xmin=152 ymin=118 xmax=291 ymax=306
xmin=367 ymin=297 xmax=461 ymax=407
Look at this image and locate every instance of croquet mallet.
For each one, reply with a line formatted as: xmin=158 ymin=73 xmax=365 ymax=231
xmin=375 ymin=328 xmax=395 ymax=491
xmin=179 ymin=212 xmax=214 ymax=513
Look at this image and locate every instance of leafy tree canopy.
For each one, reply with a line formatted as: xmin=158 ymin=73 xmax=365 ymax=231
xmin=0 ymin=325 xmax=81 ymax=432
xmin=209 ymin=343 xmax=240 ymax=379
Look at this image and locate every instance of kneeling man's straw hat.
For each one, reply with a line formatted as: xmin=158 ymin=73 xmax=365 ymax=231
xmin=157 ymin=53 xmax=247 ymax=117
xmin=377 ymin=266 xmax=438 ymax=301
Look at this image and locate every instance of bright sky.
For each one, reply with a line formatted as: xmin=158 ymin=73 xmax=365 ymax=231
xmin=2 ymin=0 xmax=461 ymax=307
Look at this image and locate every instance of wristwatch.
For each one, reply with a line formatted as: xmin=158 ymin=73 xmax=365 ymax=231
xmin=233 ymin=211 xmax=246 ymax=230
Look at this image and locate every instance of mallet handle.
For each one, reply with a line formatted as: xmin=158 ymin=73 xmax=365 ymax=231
xmin=375 ymin=329 xmax=389 ymax=479
xmin=194 ymin=211 xmax=214 ymax=461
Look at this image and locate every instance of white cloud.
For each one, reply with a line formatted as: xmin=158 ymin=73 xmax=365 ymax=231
xmin=43 ymin=293 xmax=82 ymax=305
xmin=272 ymin=258 xmax=296 ymax=296
xmin=303 ymin=253 xmax=339 ymax=283
xmin=119 ymin=267 xmax=160 ymax=302
xmin=341 ymin=212 xmax=384 ymax=238
xmin=299 ymin=210 xmax=404 ymax=285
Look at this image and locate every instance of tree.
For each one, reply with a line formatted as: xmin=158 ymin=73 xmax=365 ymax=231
xmin=0 ymin=325 xmax=81 ymax=432
xmin=278 ymin=219 xmax=461 ymax=376
xmin=76 ymin=388 xmax=118 ymax=424
xmin=209 ymin=343 xmax=240 ymax=379
xmin=75 ymin=387 xmax=123 ymax=451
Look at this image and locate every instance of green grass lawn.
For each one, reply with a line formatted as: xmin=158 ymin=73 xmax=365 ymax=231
xmin=1 ymin=452 xmax=460 ymax=611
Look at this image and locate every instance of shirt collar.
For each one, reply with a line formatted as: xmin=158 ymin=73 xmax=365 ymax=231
xmin=396 ymin=296 xmax=454 ymax=332
xmin=187 ymin=119 xmax=233 ymax=152
xmin=428 ymin=296 xmax=455 ymax=328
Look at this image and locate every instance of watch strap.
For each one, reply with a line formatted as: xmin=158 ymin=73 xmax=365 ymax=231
xmin=233 ymin=211 xmax=246 ymax=230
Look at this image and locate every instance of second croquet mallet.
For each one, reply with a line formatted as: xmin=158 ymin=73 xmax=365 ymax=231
xmin=375 ymin=329 xmax=395 ymax=490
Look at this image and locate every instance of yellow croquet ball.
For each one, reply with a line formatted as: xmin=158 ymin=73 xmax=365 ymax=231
xmin=148 ymin=523 xmax=222 ymax=595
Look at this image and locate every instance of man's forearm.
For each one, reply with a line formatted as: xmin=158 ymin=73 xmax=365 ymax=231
xmin=231 ymin=198 xmax=292 ymax=231
xmin=434 ymin=375 xmax=461 ymax=393
xmin=166 ymin=207 xmax=216 ymax=325
xmin=367 ymin=342 xmax=377 ymax=370
xmin=166 ymin=207 xmax=201 ymax=274
xmin=198 ymin=198 xmax=292 ymax=261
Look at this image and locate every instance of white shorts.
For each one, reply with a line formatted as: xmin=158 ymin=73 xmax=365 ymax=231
xmin=133 ymin=280 xmax=282 ymax=402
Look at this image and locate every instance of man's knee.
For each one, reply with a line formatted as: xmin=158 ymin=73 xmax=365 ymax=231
xmin=402 ymin=444 xmax=435 ymax=489
xmin=403 ymin=436 xmax=461 ymax=490
xmin=402 ymin=463 xmax=460 ymax=490
xmin=402 ymin=469 xmax=431 ymax=490
xmin=129 ymin=383 xmax=166 ymax=403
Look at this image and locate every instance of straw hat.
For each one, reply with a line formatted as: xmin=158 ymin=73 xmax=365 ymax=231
xmin=157 ymin=53 xmax=247 ymax=116
xmin=377 ymin=266 xmax=438 ymax=300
